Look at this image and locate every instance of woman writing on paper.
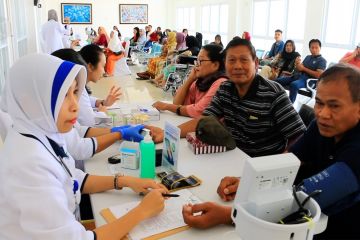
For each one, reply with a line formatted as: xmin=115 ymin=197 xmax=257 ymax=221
xmin=0 ymin=54 xmax=167 ymax=240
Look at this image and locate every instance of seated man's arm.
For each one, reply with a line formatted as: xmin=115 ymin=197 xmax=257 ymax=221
xmin=182 ymin=202 xmax=233 ymax=229
xmin=296 ymin=63 xmax=324 ymax=79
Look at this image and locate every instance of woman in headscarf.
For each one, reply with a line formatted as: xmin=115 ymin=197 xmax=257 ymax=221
xmin=113 ymin=25 xmax=122 ymax=40
xmin=176 ymin=32 xmax=187 ymax=51
xmin=41 ymin=9 xmax=70 ymax=54
xmin=179 ymin=35 xmax=200 ymax=56
xmin=136 ymin=31 xmax=177 ymax=79
xmin=260 ymin=40 xmax=301 ymax=80
xmin=152 ymin=44 xmax=228 ymax=117
xmin=0 ymin=53 xmax=167 ymax=240
xmin=104 ymin=31 xmax=125 ymax=77
xmin=93 ymin=26 xmax=109 ymax=47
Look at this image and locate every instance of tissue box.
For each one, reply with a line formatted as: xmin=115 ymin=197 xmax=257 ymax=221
xmin=138 ymin=105 xmax=160 ymax=121
xmin=186 ymin=132 xmax=227 ymax=155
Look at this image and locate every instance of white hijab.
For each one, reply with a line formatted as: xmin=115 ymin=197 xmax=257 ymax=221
xmin=48 ymin=9 xmax=58 ymax=22
xmin=0 ymin=53 xmax=86 ymax=146
xmin=108 ymin=31 xmax=123 ymax=53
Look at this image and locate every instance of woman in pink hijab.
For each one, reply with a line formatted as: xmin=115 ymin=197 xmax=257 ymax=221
xmin=176 ymin=32 xmax=186 ymax=50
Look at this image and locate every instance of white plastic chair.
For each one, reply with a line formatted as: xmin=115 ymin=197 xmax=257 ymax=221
xmin=114 ymin=57 xmax=131 ymax=76
xmin=294 ymin=78 xmax=318 ymax=111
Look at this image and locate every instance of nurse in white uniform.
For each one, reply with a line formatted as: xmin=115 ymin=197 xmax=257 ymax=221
xmin=0 ymin=54 xmax=166 ymax=240
xmin=41 ymin=9 xmax=70 ymax=54
xmin=78 ymin=44 xmax=122 ymax=126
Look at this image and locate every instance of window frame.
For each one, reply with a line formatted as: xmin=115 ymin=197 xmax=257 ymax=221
xmin=321 ymin=0 xmax=360 ymax=49
xmin=200 ymin=3 xmax=229 ymax=45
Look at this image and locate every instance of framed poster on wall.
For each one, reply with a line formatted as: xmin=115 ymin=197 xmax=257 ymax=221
xmin=61 ymin=3 xmax=92 ymax=24
xmin=119 ymin=4 xmax=148 ymax=24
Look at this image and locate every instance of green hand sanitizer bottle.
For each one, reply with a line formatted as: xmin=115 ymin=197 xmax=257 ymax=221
xmin=140 ymin=129 xmax=155 ymax=179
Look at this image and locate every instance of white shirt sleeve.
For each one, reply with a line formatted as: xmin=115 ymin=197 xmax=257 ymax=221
xmin=89 ymin=96 xmax=98 ymax=108
xmin=78 ymin=89 xmax=97 ymax=126
xmin=63 ymin=128 xmax=96 ymax=160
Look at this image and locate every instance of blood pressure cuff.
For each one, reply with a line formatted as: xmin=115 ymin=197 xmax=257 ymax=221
xmin=300 ymin=162 xmax=360 ymax=215
xmin=195 ymin=116 xmax=236 ymax=150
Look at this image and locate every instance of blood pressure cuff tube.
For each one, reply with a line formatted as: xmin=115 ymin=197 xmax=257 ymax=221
xmin=300 ymin=162 xmax=359 ymax=213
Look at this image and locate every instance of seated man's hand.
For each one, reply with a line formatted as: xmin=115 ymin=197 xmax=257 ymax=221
xmin=296 ymin=63 xmax=305 ymax=72
xmin=217 ymin=176 xmax=240 ymax=202
xmin=145 ymin=125 xmax=164 ymax=143
xmin=182 ymin=202 xmax=232 ymax=229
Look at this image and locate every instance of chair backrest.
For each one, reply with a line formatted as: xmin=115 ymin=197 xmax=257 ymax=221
xmin=298 ymin=104 xmax=315 ymax=128
xmin=151 ymin=43 xmax=162 ymax=55
xmin=255 ymin=49 xmax=265 ymax=60
xmin=306 ymin=78 xmax=318 ymax=97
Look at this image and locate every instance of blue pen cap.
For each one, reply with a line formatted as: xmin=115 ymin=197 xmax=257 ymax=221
xmin=73 ymin=179 xmax=79 ymax=194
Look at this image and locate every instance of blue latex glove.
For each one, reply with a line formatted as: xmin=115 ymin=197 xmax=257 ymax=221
xmin=119 ymin=124 xmax=144 ymax=142
xmin=111 ymin=125 xmax=131 ymax=133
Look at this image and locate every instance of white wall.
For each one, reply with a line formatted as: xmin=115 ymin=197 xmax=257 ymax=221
xmin=38 ymin=0 xmax=167 ymax=41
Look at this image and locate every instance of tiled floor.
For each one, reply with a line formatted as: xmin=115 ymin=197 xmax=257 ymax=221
xmin=87 ymin=64 xmax=173 ymax=104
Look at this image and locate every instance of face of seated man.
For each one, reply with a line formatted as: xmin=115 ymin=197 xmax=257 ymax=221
xmin=274 ymin=31 xmax=282 ymax=42
xmin=309 ymin=41 xmax=321 ymax=56
xmin=315 ymin=75 xmax=360 ymax=142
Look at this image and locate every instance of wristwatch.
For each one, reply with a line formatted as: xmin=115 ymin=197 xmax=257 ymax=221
xmin=176 ymin=105 xmax=182 ymax=116
xmin=114 ymin=173 xmax=124 ymax=190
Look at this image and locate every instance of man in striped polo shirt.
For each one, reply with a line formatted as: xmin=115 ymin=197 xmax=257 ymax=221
xmin=150 ymin=38 xmax=306 ymax=158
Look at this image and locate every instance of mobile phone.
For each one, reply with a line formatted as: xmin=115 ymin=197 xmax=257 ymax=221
xmin=156 ymin=149 xmax=163 ymax=167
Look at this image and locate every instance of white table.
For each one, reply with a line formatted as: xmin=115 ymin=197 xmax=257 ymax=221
xmin=84 ymin=111 xmax=250 ymax=239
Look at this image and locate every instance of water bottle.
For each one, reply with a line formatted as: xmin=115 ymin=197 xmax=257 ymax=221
xmin=140 ymin=129 xmax=155 ymax=179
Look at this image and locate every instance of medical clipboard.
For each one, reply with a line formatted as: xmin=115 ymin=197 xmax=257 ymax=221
xmin=100 ymin=206 xmax=190 ymax=240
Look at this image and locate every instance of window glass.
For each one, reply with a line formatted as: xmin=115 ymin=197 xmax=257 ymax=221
xmin=324 ymin=0 xmax=355 ymax=45
xmin=176 ymin=8 xmax=183 ymax=30
xmin=219 ymin=5 xmax=229 ymax=33
xmin=0 ymin=0 xmax=7 ymax=47
xmin=355 ymin=6 xmax=360 ymax=44
xmin=210 ymin=5 xmax=220 ymax=33
xmin=253 ymin=1 xmax=267 ymax=36
xmin=201 ymin=4 xmax=229 ymax=46
xmin=201 ymin=6 xmax=210 ymax=32
xmin=268 ymin=0 xmax=285 ymax=36
xmin=286 ymin=0 xmax=306 ymax=40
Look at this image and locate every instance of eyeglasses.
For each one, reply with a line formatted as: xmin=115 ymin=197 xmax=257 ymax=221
xmin=194 ymin=59 xmax=212 ymax=66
